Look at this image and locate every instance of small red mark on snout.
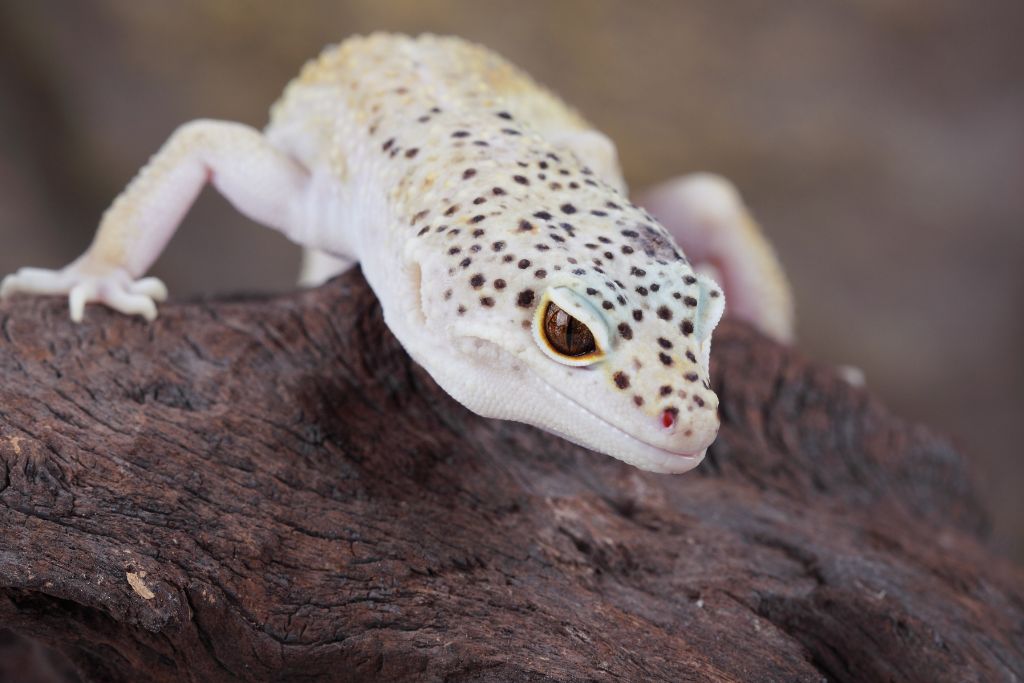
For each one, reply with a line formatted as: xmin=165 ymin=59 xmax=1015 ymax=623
xmin=661 ymin=409 xmax=677 ymax=430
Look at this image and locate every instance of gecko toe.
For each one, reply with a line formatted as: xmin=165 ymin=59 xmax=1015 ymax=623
xmin=129 ymin=277 xmax=168 ymax=302
xmin=107 ymin=289 xmax=159 ymax=321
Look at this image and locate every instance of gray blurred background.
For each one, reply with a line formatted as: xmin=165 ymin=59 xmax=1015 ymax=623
xmin=1 ymin=1 xmax=1021 ymax=560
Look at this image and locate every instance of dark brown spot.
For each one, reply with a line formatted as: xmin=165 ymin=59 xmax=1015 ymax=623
xmin=681 ymin=320 xmax=695 ymax=336
xmin=617 ymin=323 xmax=633 ymax=340
xmin=492 ymin=187 xmax=506 ymax=195
xmin=492 ymin=241 xmax=506 ymax=252
xmin=613 ymin=372 xmax=630 ymax=389
xmin=470 ymin=274 xmax=485 ymax=288
xmin=684 ymin=275 xmax=697 ymax=285
xmin=460 ymin=257 xmax=472 ymax=268
xmin=602 ymin=301 xmax=614 ymax=310
xmin=560 ymin=203 xmax=577 ymax=214
xmin=658 ymin=338 xmax=672 ymax=349
xmin=694 ymin=395 xmax=706 ymax=407
xmin=452 ymin=130 xmax=470 ymax=138
xmin=636 ymin=286 xmax=649 ymax=296
xmin=513 ymin=175 xmax=529 ymax=185
xmin=685 ymin=372 xmax=699 ymax=382
xmin=457 ymin=305 xmax=466 ymax=314
xmin=518 ymin=220 xmax=534 ymax=232
xmin=470 ymin=215 xmax=486 ymax=224
xmin=534 ymin=269 xmax=547 ymax=279
xmin=632 ymin=309 xmax=643 ymax=322
xmin=517 ymin=289 xmax=535 ymax=307
xmin=684 ymin=296 xmax=698 ymax=307
xmin=494 ymin=279 xmax=507 ymax=290
xmin=657 ymin=306 xmax=672 ymax=320
xmin=481 ymin=297 xmax=495 ymax=307
xmin=686 ymin=351 xmax=697 ymax=363
xmin=405 ymin=148 xmax=419 ymax=158
xmin=659 ymin=353 xmax=673 ymax=366
xmin=448 ymin=247 xmax=461 ymax=255
xmin=382 ymin=138 xmax=395 ymax=151
xmin=621 ymin=245 xmax=634 ymax=255
xmin=659 ymin=385 xmax=673 ymax=396
xmin=518 ymin=259 xmax=531 ymax=269
xmin=463 ymin=168 xmax=477 ymax=180
xmin=633 ymin=395 xmax=644 ymax=406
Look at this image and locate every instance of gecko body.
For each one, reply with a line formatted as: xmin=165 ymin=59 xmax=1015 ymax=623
xmin=2 ymin=34 xmax=793 ymax=473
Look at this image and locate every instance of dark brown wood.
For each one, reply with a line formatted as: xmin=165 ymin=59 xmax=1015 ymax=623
xmin=0 ymin=269 xmax=1021 ymax=682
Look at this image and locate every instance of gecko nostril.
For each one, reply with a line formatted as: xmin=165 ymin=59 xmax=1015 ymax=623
xmin=660 ymin=408 xmax=678 ymax=430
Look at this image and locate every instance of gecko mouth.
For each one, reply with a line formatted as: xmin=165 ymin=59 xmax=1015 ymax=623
xmin=534 ymin=377 xmax=707 ymax=474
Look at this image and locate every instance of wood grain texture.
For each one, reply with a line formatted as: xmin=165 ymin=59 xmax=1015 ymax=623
xmin=0 ymin=269 xmax=1021 ymax=682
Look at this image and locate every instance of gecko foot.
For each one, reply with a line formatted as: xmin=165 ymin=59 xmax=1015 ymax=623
xmin=1 ymin=265 xmax=167 ymax=323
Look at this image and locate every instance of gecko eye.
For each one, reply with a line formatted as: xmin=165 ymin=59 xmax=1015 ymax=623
xmin=532 ymin=287 xmax=608 ymax=367
xmin=542 ymin=303 xmax=596 ymax=357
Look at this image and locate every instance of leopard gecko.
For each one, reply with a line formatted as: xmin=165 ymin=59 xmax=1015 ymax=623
xmin=1 ymin=33 xmax=793 ymax=473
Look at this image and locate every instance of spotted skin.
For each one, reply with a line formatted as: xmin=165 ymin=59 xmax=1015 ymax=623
xmin=0 ymin=33 xmax=770 ymax=473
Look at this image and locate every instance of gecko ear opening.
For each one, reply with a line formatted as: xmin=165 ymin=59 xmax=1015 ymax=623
xmin=692 ymin=273 xmax=725 ymax=368
xmin=532 ymin=287 xmax=609 ymax=367
xmin=693 ymin=273 xmax=725 ymax=343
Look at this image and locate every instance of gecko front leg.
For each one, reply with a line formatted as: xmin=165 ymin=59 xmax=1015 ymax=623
xmin=1 ymin=119 xmax=311 ymax=322
xmin=639 ymin=173 xmax=795 ymax=343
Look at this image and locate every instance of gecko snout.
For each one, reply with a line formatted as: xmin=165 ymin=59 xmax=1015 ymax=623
xmin=657 ymin=405 xmax=719 ymax=455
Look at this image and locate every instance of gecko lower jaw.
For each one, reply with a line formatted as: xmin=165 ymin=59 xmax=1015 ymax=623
xmin=534 ymin=379 xmax=710 ymax=474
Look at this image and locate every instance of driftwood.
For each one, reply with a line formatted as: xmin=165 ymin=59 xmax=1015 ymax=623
xmin=0 ymin=269 xmax=1021 ymax=682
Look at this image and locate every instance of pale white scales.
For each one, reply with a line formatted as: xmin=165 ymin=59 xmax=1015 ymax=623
xmin=1 ymin=34 xmax=793 ymax=473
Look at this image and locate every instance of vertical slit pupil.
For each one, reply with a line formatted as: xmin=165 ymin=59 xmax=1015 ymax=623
xmin=544 ymin=302 xmax=596 ymax=357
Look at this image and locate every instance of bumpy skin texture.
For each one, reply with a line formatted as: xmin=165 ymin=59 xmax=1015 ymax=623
xmin=1 ymin=33 xmax=792 ymax=473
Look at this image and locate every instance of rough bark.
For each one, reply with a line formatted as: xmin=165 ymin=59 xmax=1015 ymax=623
xmin=0 ymin=269 xmax=1020 ymax=682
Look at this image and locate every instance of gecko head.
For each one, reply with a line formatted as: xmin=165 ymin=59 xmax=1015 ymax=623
xmin=429 ymin=241 xmax=726 ymax=474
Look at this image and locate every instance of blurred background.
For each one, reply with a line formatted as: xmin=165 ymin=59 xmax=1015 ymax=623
xmin=0 ymin=0 xmax=1021 ymax=560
